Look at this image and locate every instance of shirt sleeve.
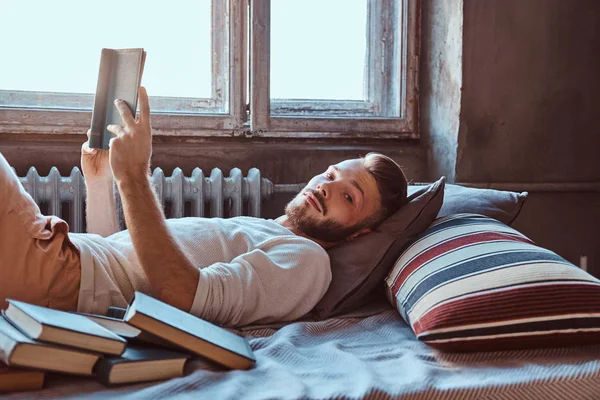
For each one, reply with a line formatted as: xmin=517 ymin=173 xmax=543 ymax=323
xmin=189 ymin=238 xmax=331 ymax=327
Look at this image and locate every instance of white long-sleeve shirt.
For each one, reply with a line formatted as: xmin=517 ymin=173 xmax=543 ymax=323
xmin=69 ymin=217 xmax=331 ymax=327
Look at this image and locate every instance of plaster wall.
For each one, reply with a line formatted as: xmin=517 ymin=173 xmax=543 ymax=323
xmin=457 ymin=0 xmax=600 ymax=272
xmin=458 ymin=0 xmax=600 ymax=183
xmin=420 ymin=0 xmax=463 ymax=182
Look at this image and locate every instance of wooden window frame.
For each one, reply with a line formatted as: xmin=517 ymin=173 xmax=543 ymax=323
xmin=0 ymin=0 xmax=247 ymax=136
xmin=0 ymin=0 xmax=419 ymax=140
xmin=250 ymin=0 xmax=419 ymax=139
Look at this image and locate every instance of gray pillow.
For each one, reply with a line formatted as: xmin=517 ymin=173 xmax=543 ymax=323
xmin=408 ymin=184 xmax=528 ymax=225
xmin=313 ymin=177 xmax=446 ymax=319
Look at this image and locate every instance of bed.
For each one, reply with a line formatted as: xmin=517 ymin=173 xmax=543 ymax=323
xmin=6 ymin=298 xmax=600 ymax=400
xmin=7 ymin=169 xmax=600 ymax=399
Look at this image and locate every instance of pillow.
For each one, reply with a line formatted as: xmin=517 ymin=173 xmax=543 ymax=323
xmin=312 ymin=177 xmax=446 ymax=319
xmin=385 ymin=213 xmax=600 ymax=352
xmin=407 ymin=184 xmax=528 ymax=225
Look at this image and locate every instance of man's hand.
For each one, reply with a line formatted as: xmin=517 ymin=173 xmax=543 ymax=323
xmin=81 ymin=130 xmax=112 ymax=184
xmin=107 ymin=86 xmax=152 ymax=185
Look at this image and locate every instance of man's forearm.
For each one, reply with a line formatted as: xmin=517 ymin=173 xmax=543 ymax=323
xmin=85 ymin=178 xmax=119 ymax=237
xmin=117 ymin=176 xmax=199 ymax=311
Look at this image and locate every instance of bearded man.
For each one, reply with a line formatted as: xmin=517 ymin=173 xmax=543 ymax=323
xmin=0 ymin=87 xmax=407 ymax=327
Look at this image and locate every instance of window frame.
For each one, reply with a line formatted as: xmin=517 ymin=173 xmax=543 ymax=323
xmin=250 ymin=0 xmax=419 ymax=139
xmin=0 ymin=0 xmax=247 ymax=136
xmin=0 ymin=0 xmax=419 ymax=140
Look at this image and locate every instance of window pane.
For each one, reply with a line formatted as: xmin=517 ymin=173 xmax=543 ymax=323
xmin=0 ymin=0 xmax=211 ymax=99
xmin=270 ymin=0 xmax=367 ymax=101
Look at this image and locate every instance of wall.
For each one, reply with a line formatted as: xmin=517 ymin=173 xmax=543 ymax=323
xmin=457 ymin=0 xmax=600 ymax=271
xmin=2 ymin=0 xmax=598 ymax=271
xmin=0 ymin=136 xmax=426 ymax=220
xmin=458 ymin=0 xmax=600 ymax=183
xmin=420 ymin=0 xmax=463 ymax=182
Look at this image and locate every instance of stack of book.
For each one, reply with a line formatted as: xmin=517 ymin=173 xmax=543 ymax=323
xmin=0 ymin=292 xmax=256 ymax=393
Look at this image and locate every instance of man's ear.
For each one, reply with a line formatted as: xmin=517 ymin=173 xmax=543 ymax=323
xmin=345 ymin=227 xmax=372 ymax=242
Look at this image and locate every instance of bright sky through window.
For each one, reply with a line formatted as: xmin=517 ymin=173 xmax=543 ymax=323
xmin=0 ymin=0 xmax=367 ymax=101
xmin=270 ymin=0 xmax=367 ymax=101
xmin=0 ymin=0 xmax=211 ymax=98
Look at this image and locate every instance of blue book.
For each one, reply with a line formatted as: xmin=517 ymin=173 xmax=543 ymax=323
xmin=5 ymin=299 xmax=126 ymax=356
xmin=94 ymin=346 xmax=189 ymax=386
xmin=124 ymin=292 xmax=256 ymax=370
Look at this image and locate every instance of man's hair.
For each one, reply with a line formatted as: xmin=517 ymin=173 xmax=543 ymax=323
xmin=362 ymin=152 xmax=408 ymax=227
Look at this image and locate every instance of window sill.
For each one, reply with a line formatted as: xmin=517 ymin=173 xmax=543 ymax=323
xmin=0 ymin=108 xmax=419 ymax=140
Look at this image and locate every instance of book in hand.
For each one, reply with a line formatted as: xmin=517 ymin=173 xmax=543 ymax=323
xmin=0 ymin=316 xmax=99 ymax=376
xmin=124 ymin=292 xmax=256 ymax=370
xmin=94 ymin=346 xmax=189 ymax=386
xmin=5 ymin=299 xmax=126 ymax=356
xmin=0 ymin=362 xmax=44 ymax=393
xmin=89 ymin=47 xmax=147 ymax=150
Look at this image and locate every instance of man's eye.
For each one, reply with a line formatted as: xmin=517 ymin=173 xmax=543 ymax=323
xmin=324 ymin=173 xmax=333 ymax=180
xmin=344 ymin=194 xmax=353 ymax=204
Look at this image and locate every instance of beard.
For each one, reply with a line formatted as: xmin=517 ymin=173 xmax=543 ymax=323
xmin=284 ymin=193 xmax=362 ymax=243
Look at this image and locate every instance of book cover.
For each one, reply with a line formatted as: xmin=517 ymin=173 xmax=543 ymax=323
xmin=5 ymin=299 xmax=126 ymax=356
xmin=77 ymin=312 xmax=183 ymax=351
xmin=89 ymin=48 xmax=146 ymax=150
xmin=76 ymin=313 xmax=142 ymax=339
xmin=94 ymin=346 xmax=189 ymax=386
xmin=0 ymin=316 xmax=99 ymax=376
xmin=124 ymin=292 xmax=256 ymax=370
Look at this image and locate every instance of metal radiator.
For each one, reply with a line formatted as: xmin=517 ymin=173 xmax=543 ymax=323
xmin=17 ymin=167 xmax=303 ymax=233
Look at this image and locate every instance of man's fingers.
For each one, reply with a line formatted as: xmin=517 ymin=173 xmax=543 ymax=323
xmin=107 ymin=124 xmax=126 ymax=136
xmin=114 ymin=99 xmax=136 ymax=128
xmin=81 ymin=141 xmax=96 ymax=154
xmin=108 ymin=136 xmax=117 ymax=150
xmin=138 ymin=87 xmax=150 ymax=128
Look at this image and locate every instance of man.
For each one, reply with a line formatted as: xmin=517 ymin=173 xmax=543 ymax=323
xmin=0 ymin=87 xmax=407 ymax=327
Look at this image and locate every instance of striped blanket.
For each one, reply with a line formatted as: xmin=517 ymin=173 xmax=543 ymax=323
xmin=6 ymin=301 xmax=600 ymax=400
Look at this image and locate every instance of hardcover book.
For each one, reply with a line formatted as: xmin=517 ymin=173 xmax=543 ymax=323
xmin=95 ymin=346 xmax=189 ymax=386
xmin=0 ymin=363 xmax=44 ymax=393
xmin=5 ymin=299 xmax=126 ymax=356
xmin=124 ymin=292 xmax=256 ymax=370
xmin=78 ymin=312 xmax=182 ymax=351
xmin=0 ymin=316 xmax=99 ymax=376
xmin=89 ymin=47 xmax=146 ymax=149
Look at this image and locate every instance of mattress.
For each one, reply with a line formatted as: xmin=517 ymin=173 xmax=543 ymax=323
xmin=6 ymin=301 xmax=600 ymax=400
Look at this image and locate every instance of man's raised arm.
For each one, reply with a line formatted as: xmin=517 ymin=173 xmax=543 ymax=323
xmin=107 ymin=87 xmax=199 ymax=311
xmin=81 ymin=132 xmax=119 ymax=237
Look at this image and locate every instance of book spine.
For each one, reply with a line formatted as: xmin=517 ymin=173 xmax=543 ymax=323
xmin=89 ymin=49 xmax=115 ymax=150
xmin=93 ymin=359 xmax=114 ymax=386
xmin=106 ymin=307 xmax=127 ymax=320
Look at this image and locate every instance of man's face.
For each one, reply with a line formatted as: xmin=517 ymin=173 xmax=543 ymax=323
xmin=285 ymin=159 xmax=381 ymax=243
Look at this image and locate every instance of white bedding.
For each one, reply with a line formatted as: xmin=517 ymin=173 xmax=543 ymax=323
xmin=6 ymin=301 xmax=600 ymax=400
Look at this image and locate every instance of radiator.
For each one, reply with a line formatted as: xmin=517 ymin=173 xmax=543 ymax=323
xmin=17 ymin=167 xmax=303 ymax=233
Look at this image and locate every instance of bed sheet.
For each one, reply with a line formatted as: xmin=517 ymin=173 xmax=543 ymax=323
xmin=6 ymin=301 xmax=600 ymax=400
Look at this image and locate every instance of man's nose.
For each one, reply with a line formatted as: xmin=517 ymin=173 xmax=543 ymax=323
xmin=316 ymin=181 xmax=331 ymax=198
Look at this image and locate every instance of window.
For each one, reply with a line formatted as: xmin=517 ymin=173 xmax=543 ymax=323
xmin=0 ymin=0 xmax=419 ymax=139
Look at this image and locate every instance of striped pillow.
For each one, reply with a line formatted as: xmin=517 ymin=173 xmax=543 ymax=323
xmin=385 ymin=213 xmax=600 ymax=352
